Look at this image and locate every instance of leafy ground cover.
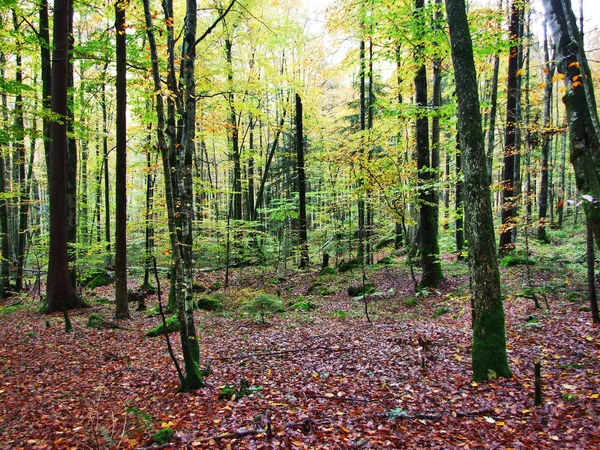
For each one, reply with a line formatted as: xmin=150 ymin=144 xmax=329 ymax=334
xmin=1 ymin=248 xmax=599 ymax=448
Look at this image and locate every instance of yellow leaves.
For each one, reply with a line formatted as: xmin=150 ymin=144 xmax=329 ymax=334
xmin=538 ymin=82 xmax=546 ymax=89
xmin=164 ymin=17 xmax=174 ymax=28
xmin=161 ymin=420 xmax=174 ymax=428
xmin=590 ymin=393 xmax=599 ymax=399
xmin=568 ymin=61 xmax=580 ymax=69
xmin=552 ymin=73 xmax=565 ymax=83
xmin=324 ymin=392 xmax=335 ymax=398
xmin=515 ymin=68 xmax=525 ymax=77
xmin=572 ymin=81 xmax=583 ymax=88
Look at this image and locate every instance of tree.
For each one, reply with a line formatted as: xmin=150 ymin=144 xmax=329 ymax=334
xmin=445 ymin=0 xmax=512 ymax=381
xmin=542 ymin=0 xmax=600 ymax=249
xmin=415 ymin=0 xmax=442 ymax=288
xmin=114 ymin=0 xmax=129 ymax=319
xmin=499 ymin=0 xmax=521 ymax=254
xmin=296 ymin=93 xmax=309 ymax=268
xmin=45 ymin=0 xmax=84 ymax=312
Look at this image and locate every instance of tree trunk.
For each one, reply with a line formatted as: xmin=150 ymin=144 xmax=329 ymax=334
xmin=40 ymin=0 xmax=52 ymax=166
xmin=445 ymin=0 xmax=512 ymax=381
xmin=114 ymin=0 xmax=129 ymax=319
xmin=46 ymin=0 xmax=83 ymax=312
xmin=296 ymin=94 xmax=309 ymax=268
xmin=486 ymin=0 xmax=502 ymax=185
xmin=538 ymin=27 xmax=554 ymax=243
xmin=101 ymin=82 xmax=111 ymax=254
xmin=455 ymin=133 xmax=464 ymax=260
xmin=415 ymin=0 xmax=442 ymax=288
xmin=542 ymin=0 xmax=600 ymax=249
xmin=0 ymin=50 xmax=10 ymax=298
xmin=499 ymin=0 xmax=521 ymax=254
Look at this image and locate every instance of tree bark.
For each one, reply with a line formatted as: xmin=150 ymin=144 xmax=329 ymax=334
xmin=296 ymin=94 xmax=309 ymax=268
xmin=46 ymin=0 xmax=83 ymax=312
xmin=66 ymin=0 xmax=77 ymax=286
xmin=114 ymin=0 xmax=129 ymax=319
xmin=0 ymin=50 xmax=11 ymax=298
xmin=499 ymin=0 xmax=521 ymax=254
xmin=415 ymin=0 xmax=442 ymax=288
xmin=445 ymin=0 xmax=512 ymax=381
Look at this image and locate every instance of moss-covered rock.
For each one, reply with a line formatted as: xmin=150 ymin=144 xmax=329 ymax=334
xmin=377 ymin=256 xmax=394 ymax=265
xmin=87 ymin=312 xmax=108 ymax=328
xmin=209 ymin=281 xmax=222 ymax=291
xmin=241 ymin=293 xmax=284 ymax=323
xmin=347 ymin=283 xmax=376 ymax=297
xmin=319 ymin=266 xmax=337 ymax=277
xmin=375 ymin=237 xmax=395 ymax=250
xmin=192 ymin=283 xmax=207 ymax=293
xmin=320 ymin=286 xmax=338 ymax=297
xmin=195 ymin=296 xmax=223 ymax=311
xmin=81 ymin=269 xmax=114 ymax=289
xmin=338 ymin=258 xmax=361 ymax=273
xmin=290 ymin=300 xmax=317 ymax=311
xmin=499 ymin=256 xmax=535 ymax=267
xmin=145 ymin=315 xmax=180 ymax=337
xmin=306 ymin=280 xmax=323 ymax=295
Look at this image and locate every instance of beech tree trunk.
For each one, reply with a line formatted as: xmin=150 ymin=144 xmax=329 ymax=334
xmin=296 ymin=94 xmax=309 ymax=268
xmin=445 ymin=0 xmax=512 ymax=381
xmin=45 ymin=0 xmax=83 ymax=312
xmin=415 ymin=0 xmax=442 ymax=288
xmin=0 ymin=50 xmax=10 ymax=298
xmin=114 ymin=0 xmax=129 ymax=319
xmin=499 ymin=0 xmax=521 ymax=254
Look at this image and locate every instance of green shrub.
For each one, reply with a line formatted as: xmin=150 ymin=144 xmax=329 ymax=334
xmin=153 ymin=427 xmax=175 ymax=444
xmin=241 ymin=293 xmax=284 ymax=323
xmin=404 ymin=297 xmax=417 ymax=307
xmin=433 ymin=306 xmax=449 ymax=318
xmin=194 ymin=296 xmax=223 ymax=311
xmin=499 ymin=256 xmax=535 ymax=267
xmin=319 ymin=266 xmax=337 ymax=277
xmin=145 ymin=315 xmax=180 ymax=337
xmin=209 ymin=281 xmax=222 ymax=291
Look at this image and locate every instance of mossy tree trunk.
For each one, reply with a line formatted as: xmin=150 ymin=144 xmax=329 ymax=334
xmin=445 ymin=0 xmax=512 ymax=381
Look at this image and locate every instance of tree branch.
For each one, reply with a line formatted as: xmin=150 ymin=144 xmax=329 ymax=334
xmin=194 ymin=0 xmax=236 ymax=48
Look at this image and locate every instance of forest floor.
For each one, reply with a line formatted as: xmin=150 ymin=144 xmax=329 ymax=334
xmin=1 ymin=238 xmax=600 ymax=449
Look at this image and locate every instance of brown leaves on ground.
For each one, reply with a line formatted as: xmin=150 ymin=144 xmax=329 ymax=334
xmin=0 ymin=263 xmax=599 ymax=449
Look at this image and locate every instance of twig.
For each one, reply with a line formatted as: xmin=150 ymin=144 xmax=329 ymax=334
xmin=307 ymin=393 xmax=371 ymax=403
xmin=152 ymin=257 xmax=184 ymax=385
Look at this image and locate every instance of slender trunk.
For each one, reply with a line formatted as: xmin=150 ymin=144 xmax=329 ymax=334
xmin=455 ymin=133 xmax=464 ymax=260
xmin=357 ymin=35 xmax=366 ymax=263
xmin=499 ymin=0 xmax=521 ymax=254
xmin=538 ymin=28 xmax=554 ymax=243
xmin=101 ymin=83 xmax=111 ymax=253
xmin=415 ymin=0 xmax=442 ymax=287
xmin=66 ymin=0 xmax=77 ymax=286
xmin=0 ymin=49 xmax=10 ymax=297
xmin=296 ymin=94 xmax=309 ymax=268
xmin=114 ymin=0 xmax=129 ymax=319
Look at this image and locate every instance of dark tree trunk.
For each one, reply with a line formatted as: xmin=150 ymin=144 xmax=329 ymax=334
xmin=114 ymin=0 xmax=129 ymax=319
xmin=143 ymin=132 xmax=155 ymax=289
xmin=455 ymin=133 xmax=464 ymax=260
xmin=66 ymin=0 xmax=77 ymax=287
xmin=445 ymin=0 xmax=512 ymax=381
xmin=225 ymin=37 xmax=242 ymax=221
xmin=542 ymin=0 xmax=600 ymax=249
xmin=415 ymin=0 xmax=442 ymax=288
xmin=45 ymin=0 xmax=83 ymax=312
xmin=296 ymin=94 xmax=309 ymax=268
xmin=101 ymin=83 xmax=111 ymax=253
xmin=499 ymin=0 xmax=521 ymax=254
xmin=486 ymin=0 xmax=502 ymax=185
xmin=40 ymin=0 xmax=52 ymax=166
xmin=431 ymin=0 xmax=443 ymax=234
xmin=538 ymin=28 xmax=554 ymax=243
xmin=357 ymin=37 xmax=366 ymax=263
xmin=0 ymin=51 xmax=10 ymax=298
xmin=587 ymin=220 xmax=600 ymax=323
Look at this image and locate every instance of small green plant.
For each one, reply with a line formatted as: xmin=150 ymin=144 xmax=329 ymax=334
xmin=241 ymin=293 xmax=284 ymax=323
xmin=153 ymin=427 xmax=175 ymax=444
xmin=332 ymin=310 xmax=347 ymax=319
xmin=218 ymin=379 xmax=262 ymax=401
xmin=388 ymin=408 xmax=409 ymax=419
xmin=433 ymin=306 xmax=449 ymax=318
xmin=0 ymin=305 xmax=23 ymax=316
xmin=377 ymin=256 xmax=394 ymax=265
xmin=487 ymin=369 xmax=497 ymax=380
xmin=126 ymin=407 xmax=154 ymax=434
xmin=25 ymin=331 xmax=35 ymax=338
xmin=404 ymin=297 xmax=417 ymax=307
xmin=209 ymin=281 xmax=222 ymax=291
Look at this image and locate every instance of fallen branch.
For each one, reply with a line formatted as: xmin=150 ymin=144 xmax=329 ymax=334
xmin=209 ymin=345 xmax=351 ymax=361
xmin=306 ymin=393 xmax=371 ymax=403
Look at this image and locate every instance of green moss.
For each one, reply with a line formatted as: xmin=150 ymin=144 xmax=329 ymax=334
xmin=471 ymin=303 xmax=512 ymax=381
xmin=433 ymin=306 xmax=449 ymax=318
xmin=375 ymin=237 xmax=395 ymax=250
xmin=153 ymin=427 xmax=175 ymax=444
xmin=194 ymin=296 xmax=223 ymax=311
xmin=269 ymin=275 xmax=287 ymax=285
xmin=377 ymin=256 xmax=394 ymax=265
xmin=290 ymin=300 xmax=317 ymax=311
xmin=192 ymin=283 xmax=206 ymax=293
xmin=404 ymin=297 xmax=417 ymax=307
xmin=499 ymin=256 xmax=535 ymax=267
xmin=145 ymin=315 xmax=180 ymax=337
xmin=338 ymin=258 xmax=361 ymax=273
xmin=87 ymin=312 xmax=108 ymax=328
xmin=0 ymin=305 xmax=24 ymax=316
xmin=241 ymin=293 xmax=283 ymax=323
xmin=82 ymin=269 xmax=114 ymax=289
xmin=347 ymin=283 xmax=376 ymax=297
xmin=319 ymin=266 xmax=337 ymax=277
xmin=209 ymin=281 xmax=222 ymax=291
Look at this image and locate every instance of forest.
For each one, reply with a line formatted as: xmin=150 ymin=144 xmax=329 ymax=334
xmin=0 ymin=0 xmax=599 ymax=447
